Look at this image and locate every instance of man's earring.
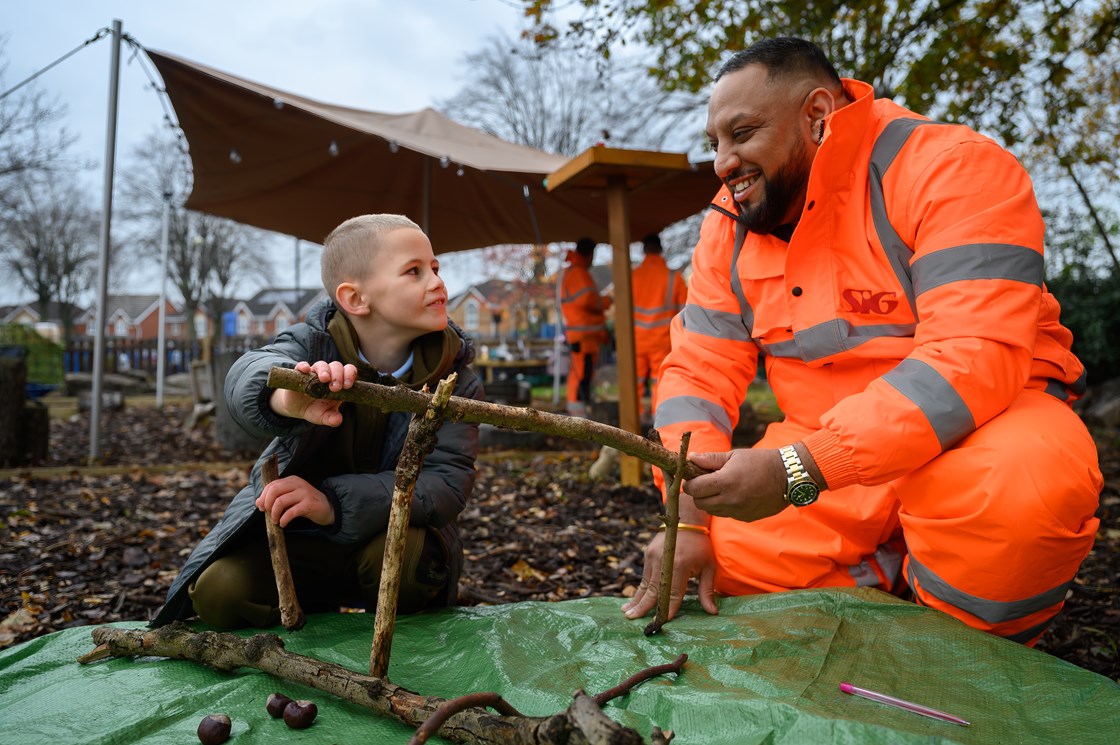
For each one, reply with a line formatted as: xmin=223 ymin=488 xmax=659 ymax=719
xmin=817 ymin=120 xmax=825 ymax=145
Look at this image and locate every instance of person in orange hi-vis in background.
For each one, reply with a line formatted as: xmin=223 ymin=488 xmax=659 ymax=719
xmin=632 ymin=233 xmax=688 ymax=423
xmin=621 ymin=37 xmax=1102 ymax=647
xmin=560 ymin=237 xmax=612 ymax=417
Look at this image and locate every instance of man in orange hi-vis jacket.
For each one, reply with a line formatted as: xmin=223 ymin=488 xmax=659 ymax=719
xmin=621 ymin=37 xmax=1102 ymax=646
xmin=561 ymin=238 xmax=612 ymax=417
xmin=632 ymin=233 xmax=688 ymax=422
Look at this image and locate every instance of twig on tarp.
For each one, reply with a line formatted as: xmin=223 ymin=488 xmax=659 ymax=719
xmin=261 ymin=453 xmax=306 ymax=631
xmin=370 ymin=375 xmax=455 ymax=679
xmin=267 ymin=366 xmax=705 ymax=480
xmin=594 ymin=654 xmax=688 ymax=706
xmin=81 ymin=623 xmax=680 ymax=744
xmin=407 ymin=692 xmax=523 ymax=745
xmin=646 ymin=433 xmax=691 ymax=637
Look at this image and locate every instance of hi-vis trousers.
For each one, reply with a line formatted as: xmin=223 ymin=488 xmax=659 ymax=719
xmin=710 ymin=389 xmax=1101 ymax=645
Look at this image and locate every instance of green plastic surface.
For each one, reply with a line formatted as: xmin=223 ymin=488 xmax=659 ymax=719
xmin=2 ymin=589 xmax=1117 ymax=744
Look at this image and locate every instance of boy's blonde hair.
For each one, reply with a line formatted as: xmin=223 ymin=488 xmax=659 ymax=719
xmin=320 ymin=214 xmax=423 ymax=298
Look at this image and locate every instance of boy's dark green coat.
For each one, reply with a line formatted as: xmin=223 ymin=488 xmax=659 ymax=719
xmin=151 ymin=298 xmax=482 ymax=627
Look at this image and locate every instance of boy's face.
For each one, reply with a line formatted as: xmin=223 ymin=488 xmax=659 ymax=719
xmin=356 ymin=227 xmax=447 ymax=335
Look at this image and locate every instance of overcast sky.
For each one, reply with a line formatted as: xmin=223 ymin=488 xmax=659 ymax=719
xmin=2 ymin=0 xmax=535 ymax=305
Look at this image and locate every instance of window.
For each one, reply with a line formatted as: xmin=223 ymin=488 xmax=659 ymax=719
xmin=194 ymin=314 xmax=207 ymax=338
xmin=464 ymin=299 xmax=479 ymax=330
xmin=275 ymin=315 xmax=290 ymax=333
xmin=114 ymin=318 xmax=128 ymax=337
xmin=237 ymin=313 xmax=249 ymax=336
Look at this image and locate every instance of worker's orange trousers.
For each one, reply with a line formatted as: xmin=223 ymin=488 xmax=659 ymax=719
xmin=711 ymin=389 xmax=1101 ymax=644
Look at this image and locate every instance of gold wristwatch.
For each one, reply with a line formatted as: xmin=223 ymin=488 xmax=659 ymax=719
xmin=779 ymin=444 xmax=820 ymax=507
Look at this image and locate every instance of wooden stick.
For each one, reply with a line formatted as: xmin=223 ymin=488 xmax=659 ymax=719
xmin=83 ymin=623 xmax=675 ymax=744
xmin=267 ymin=366 xmax=705 ymax=480
xmin=645 ymin=432 xmax=691 ymax=636
xmin=261 ymin=454 xmax=306 ymax=631
xmin=370 ymin=375 xmax=456 ymax=679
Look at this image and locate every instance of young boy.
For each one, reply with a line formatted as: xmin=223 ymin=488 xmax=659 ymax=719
xmin=151 ymin=214 xmax=483 ymax=629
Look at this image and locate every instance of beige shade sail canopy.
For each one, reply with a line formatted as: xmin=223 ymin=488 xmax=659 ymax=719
xmin=146 ymin=48 xmax=719 ymax=251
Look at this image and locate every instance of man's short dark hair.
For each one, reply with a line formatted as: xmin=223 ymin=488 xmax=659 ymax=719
xmin=575 ymin=237 xmax=596 ymax=257
xmin=642 ymin=234 xmax=662 ymax=254
xmin=715 ymin=37 xmax=841 ymax=87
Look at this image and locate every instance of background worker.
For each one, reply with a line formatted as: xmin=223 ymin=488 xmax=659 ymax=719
xmin=631 ymin=232 xmax=688 ymax=424
xmin=560 ymin=237 xmax=612 ymax=417
xmin=623 ymin=37 xmax=1102 ymax=647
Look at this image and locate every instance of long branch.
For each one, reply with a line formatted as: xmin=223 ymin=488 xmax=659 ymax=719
xmin=83 ymin=623 xmax=673 ymax=744
xmin=267 ymin=367 xmax=704 ymax=480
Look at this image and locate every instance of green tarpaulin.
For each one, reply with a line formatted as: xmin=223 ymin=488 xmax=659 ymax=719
xmin=2 ymin=588 xmax=1117 ymax=743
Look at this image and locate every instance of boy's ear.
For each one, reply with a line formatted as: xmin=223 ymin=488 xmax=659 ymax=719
xmin=335 ymin=282 xmax=370 ymax=316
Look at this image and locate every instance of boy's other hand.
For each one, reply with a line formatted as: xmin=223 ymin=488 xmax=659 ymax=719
xmin=269 ymin=360 xmax=357 ymax=426
xmin=256 ymin=474 xmax=335 ymax=527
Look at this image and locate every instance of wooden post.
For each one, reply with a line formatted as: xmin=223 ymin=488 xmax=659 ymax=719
xmin=606 ymin=174 xmax=642 ymax=486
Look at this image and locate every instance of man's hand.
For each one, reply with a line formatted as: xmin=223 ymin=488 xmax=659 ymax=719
xmin=684 ymin=449 xmax=791 ymax=522
xmin=256 ymin=474 xmax=335 ymax=527
xmin=269 ymin=360 xmax=357 ymax=426
xmin=621 ymin=531 xmax=718 ymax=621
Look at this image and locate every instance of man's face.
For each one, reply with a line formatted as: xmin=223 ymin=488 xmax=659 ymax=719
xmin=706 ymin=65 xmax=817 ymax=235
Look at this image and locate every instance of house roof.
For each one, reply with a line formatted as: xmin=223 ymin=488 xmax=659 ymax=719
xmin=245 ymin=287 xmax=326 ymax=316
xmin=449 ymin=279 xmax=555 ymax=311
xmin=1 ymin=301 xmax=86 ymax=324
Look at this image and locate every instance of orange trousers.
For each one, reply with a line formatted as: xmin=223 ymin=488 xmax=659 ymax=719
xmin=711 ymin=389 xmax=1101 ymax=644
xmin=635 ymin=343 xmax=670 ymax=416
xmin=566 ymin=343 xmax=599 ymax=405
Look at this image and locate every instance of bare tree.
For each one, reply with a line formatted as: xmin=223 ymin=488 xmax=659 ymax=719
xmin=119 ymin=128 xmax=271 ymax=342
xmin=0 ymin=174 xmax=100 ymax=344
xmin=440 ymin=33 xmax=706 ymax=157
xmin=0 ymin=41 xmax=80 ymax=214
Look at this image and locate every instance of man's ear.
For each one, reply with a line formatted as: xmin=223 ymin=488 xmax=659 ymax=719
xmin=335 ymin=282 xmax=369 ymax=316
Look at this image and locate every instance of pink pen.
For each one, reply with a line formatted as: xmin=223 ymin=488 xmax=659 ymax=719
xmin=840 ymin=682 xmax=971 ymax=727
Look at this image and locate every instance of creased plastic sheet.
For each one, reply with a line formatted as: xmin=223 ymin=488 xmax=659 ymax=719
xmin=1 ymin=588 xmax=1117 ymax=744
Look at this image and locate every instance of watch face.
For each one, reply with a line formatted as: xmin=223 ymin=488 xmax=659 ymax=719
xmin=787 ymin=481 xmax=820 ymax=507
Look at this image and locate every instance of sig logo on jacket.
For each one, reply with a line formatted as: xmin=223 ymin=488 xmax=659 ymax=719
xmin=841 ymin=289 xmax=899 ymax=314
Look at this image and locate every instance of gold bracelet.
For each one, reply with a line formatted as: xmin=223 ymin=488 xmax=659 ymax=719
xmin=657 ymin=522 xmax=710 ymax=536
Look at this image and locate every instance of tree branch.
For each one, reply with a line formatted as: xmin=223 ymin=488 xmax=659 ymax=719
xmin=645 ymin=433 xmax=691 ymax=636
xmin=370 ymin=375 xmax=456 ymax=679
xmin=266 ymin=367 xmax=704 ymax=480
xmin=82 ymin=623 xmax=679 ymax=744
xmin=261 ymin=454 xmax=306 ymax=631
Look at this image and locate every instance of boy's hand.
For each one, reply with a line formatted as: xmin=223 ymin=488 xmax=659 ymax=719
xmin=269 ymin=360 xmax=357 ymax=426
xmin=256 ymin=474 xmax=335 ymax=527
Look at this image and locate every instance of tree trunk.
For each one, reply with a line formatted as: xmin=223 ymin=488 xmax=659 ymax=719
xmin=0 ymin=351 xmax=28 ymax=467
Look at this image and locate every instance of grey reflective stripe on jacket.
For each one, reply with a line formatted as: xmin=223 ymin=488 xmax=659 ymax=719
xmin=634 ymin=269 xmax=683 ymax=329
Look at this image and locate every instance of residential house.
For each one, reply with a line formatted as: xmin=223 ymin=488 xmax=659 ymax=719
xmin=0 ymin=300 xmax=86 ymax=343
xmin=74 ymin=294 xmax=199 ymax=341
xmin=222 ymin=287 xmax=326 ymax=342
xmin=447 ymin=278 xmax=560 ymax=348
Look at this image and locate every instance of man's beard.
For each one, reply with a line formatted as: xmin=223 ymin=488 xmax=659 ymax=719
xmin=738 ymin=139 xmax=812 ymax=235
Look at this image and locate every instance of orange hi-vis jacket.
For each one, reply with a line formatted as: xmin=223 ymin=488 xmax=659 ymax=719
xmin=632 ymin=253 xmax=688 ymax=360
xmin=560 ymin=251 xmax=610 ymax=348
xmin=654 ymin=79 xmax=1101 ymax=643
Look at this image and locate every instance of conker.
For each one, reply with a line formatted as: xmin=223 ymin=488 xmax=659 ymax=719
xmin=266 ymin=692 xmax=293 ymax=718
xmin=283 ymin=699 xmax=318 ymax=729
xmin=197 ymin=713 xmax=231 ymax=745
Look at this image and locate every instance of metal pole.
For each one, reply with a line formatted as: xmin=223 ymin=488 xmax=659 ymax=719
xmin=552 ymin=249 xmax=565 ymax=406
xmin=155 ymin=192 xmax=171 ymax=409
xmin=422 ymin=157 xmax=431 ymax=234
xmin=294 ymin=236 xmax=301 ymax=296
xmin=88 ymin=18 xmax=122 ymax=463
